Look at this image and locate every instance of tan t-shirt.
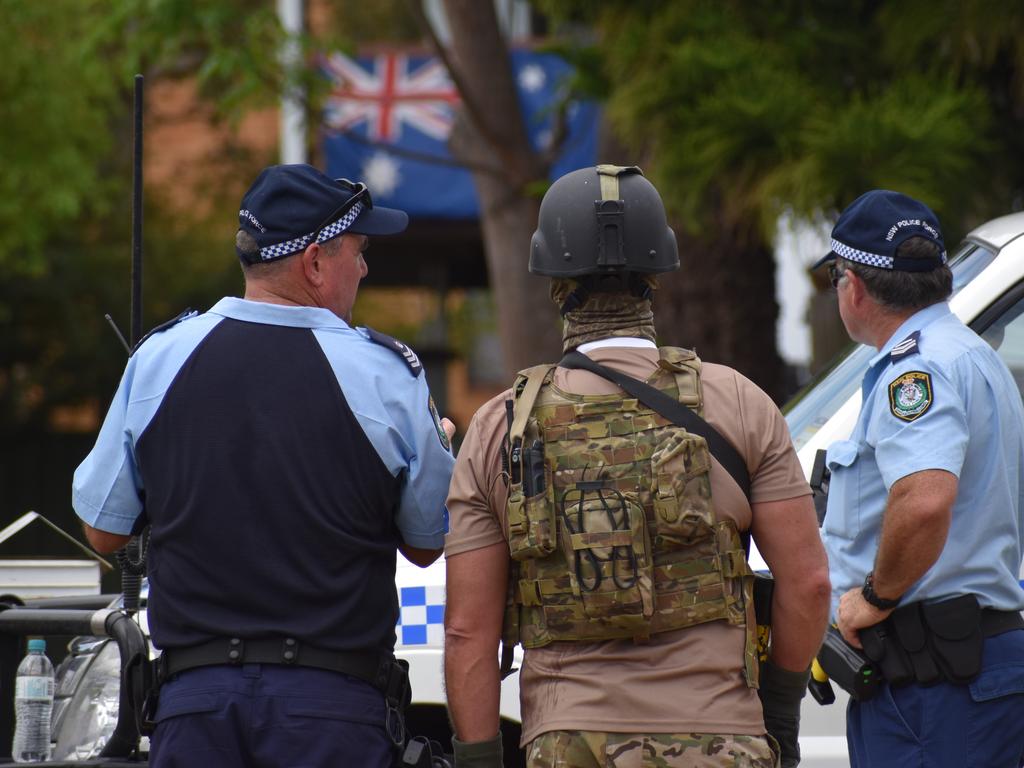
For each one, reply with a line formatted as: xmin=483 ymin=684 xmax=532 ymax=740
xmin=445 ymin=346 xmax=809 ymax=744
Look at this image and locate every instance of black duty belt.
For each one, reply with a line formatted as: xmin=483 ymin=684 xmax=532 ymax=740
xmin=143 ymin=637 xmax=411 ymax=745
xmin=156 ymin=637 xmax=395 ymax=695
xmin=980 ymin=608 xmax=1024 ymax=636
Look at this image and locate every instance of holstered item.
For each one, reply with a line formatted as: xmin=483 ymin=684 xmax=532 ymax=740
xmin=753 ymin=573 xmax=774 ymax=663
xmin=816 ymin=625 xmax=881 ymax=702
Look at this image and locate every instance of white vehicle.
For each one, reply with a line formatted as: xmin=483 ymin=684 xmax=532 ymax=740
xmin=4 ymin=212 xmax=1023 ymax=766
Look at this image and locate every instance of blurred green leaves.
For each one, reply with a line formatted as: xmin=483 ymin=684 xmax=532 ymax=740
xmin=543 ymin=0 xmax=1022 ymax=243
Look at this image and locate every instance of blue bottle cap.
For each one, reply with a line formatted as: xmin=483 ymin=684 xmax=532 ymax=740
xmin=27 ymin=638 xmax=45 ymax=653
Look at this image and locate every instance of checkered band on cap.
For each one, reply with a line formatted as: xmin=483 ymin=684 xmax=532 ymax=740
xmin=257 ymin=201 xmax=366 ymax=262
xmin=830 ymin=238 xmax=895 ymax=269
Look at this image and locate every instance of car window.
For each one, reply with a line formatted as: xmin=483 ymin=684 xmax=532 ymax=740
xmin=785 ymin=242 xmax=998 ymax=450
xmin=977 ymin=285 xmax=1024 ymax=395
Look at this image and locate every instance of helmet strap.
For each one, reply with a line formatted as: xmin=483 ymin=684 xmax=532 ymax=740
xmin=629 ymin=272 xmax=653 ymax=302
xmin=559 ymin=283 xmax=591 ymax=316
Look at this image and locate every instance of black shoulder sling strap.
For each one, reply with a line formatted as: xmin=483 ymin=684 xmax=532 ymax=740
xmin=559 ymin=350 xmax=752 ymax=501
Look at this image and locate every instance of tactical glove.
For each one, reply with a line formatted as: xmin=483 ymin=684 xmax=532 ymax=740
xmin=758 ymin=660 xmax=810 ymax=768
xmin=452 ymin=732 xmax=503 ymax=768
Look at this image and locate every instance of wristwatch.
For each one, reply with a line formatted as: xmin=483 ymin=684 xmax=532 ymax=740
xmin=862 ymin=571 xmax=901 ymax=610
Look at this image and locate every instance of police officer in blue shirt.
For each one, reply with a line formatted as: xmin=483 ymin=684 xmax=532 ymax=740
xmin=817 ymin=190 xmax=1024 ymax=767
xmin=72 ymin=164 xmax=456 ymax=768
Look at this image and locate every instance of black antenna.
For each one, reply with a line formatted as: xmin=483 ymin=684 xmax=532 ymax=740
xmin=118 ymin=74 xmax=147 ymax=617
xmin=130 ymin=73 xmax=144 ymax=348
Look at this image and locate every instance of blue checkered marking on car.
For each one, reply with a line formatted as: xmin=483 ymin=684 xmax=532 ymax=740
xmin=397 ymin=584 xmax=446 ymax=646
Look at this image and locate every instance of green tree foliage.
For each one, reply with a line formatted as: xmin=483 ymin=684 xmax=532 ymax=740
xmin=0 ymin=1 xmax=124 ymax=274
xmin=0 ymin=0 xmax=292 ymax=428
xmin=551 ymin=0 xmax=1023 ymax=237
xmin=0 ymin=0 xmax=434 ymax=431
xmin=541 ymin=1 xmax=1023 ymax=398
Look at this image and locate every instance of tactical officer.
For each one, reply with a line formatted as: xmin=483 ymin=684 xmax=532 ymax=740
xmin=72 ymin=164 xmax=456 ymax=767
xmin=443 ymin=166 xmax=830 ymax=768
xmin=817 ymin=190 xmax=1024 ymax=767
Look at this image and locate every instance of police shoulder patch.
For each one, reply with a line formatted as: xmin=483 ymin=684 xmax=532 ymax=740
xmin=366 ymin=327 xmax=422 ymax=376
xmin=130 ymin=308 xmax=197 ymax=356
xmin=888 ymin=370 xmax=933 ymax=422
xmin=428 ymin=395 xmax=450 ymax=451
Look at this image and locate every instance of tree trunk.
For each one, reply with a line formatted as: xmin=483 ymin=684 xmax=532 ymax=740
xmin=654 ymin=221 xmax=787 ymax=403
xmin=440 ymin=0 xmax=562 ymax=378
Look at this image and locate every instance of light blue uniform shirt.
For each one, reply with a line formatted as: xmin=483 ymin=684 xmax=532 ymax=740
xmin=821 ymin=302 xmax=1024 ymax=618
xmin=73 ymin=297 xmax=454 ymax=549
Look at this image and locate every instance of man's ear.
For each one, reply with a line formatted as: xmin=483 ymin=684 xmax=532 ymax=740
xmin=845 ymin=268 xmax=866 ymax=306
xmin=301 ymin=243 xmax=323 ymax=287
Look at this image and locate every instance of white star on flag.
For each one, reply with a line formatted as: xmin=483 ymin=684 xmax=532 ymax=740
xmin=518 ymin=63 xmax=546 ymax=93
xmin=363 ymin=152 xmax=402 ymax=198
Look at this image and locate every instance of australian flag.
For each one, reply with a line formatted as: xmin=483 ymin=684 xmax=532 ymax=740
xmin=321 ymin=49 xmax=600 ymax=219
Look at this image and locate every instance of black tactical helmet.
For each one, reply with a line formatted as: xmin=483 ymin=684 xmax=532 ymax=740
xmin=529 ymin=165 xmax=679 ymax=278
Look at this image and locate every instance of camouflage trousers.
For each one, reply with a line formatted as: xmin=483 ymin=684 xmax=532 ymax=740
xmin=526 ymin=730 xmax=778 ymax=768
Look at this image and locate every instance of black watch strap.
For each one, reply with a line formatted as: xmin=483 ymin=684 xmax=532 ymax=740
xmin=862 ymin=571 xmax=901 ymax=610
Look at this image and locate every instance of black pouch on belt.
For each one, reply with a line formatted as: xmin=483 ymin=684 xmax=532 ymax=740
xmin=891 ymin=602 xmax=941 ymax=686
xmin=921 ymin=594 xmax=983 ymax=684
xmin=860 ymin=621 xmax=915 ymax=687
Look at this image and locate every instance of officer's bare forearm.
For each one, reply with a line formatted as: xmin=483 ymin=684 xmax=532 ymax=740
xmin=752 ymin=495 xmax=831 ymax=671
xmin=82 ymin=523 xmax=131 ymax=554
xmin=399 ymin=543 xmax=443 ymax=567
xmin=443 ymin=543 xmax=508 ymax=741
xmin=872 ymin=469 xmax=955 ymax=599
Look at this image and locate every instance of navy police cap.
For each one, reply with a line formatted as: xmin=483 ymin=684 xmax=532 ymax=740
xmin=814 ymin=189 xmax=946 ymax=272
xmin=237 ymin=164 xmax=408 ymax=264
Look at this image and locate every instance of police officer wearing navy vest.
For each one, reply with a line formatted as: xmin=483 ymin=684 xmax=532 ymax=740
xmin=817 ymin=190 xmax=1024 ymax=767
xmin=72 ymin=164 xmax=456 ymax=767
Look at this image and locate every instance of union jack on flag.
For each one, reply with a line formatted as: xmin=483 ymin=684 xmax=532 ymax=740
xmin=322 ymin=52 xmax=460 ymax=143
xmin=321 ymin=48 xmax=599 ymax=219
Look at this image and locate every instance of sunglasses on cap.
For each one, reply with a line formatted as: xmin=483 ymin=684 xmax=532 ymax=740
xmin=828 ymin=263 xmax=847 ymax=289
xmin=312 ymin=178 xmax=373 ymax=243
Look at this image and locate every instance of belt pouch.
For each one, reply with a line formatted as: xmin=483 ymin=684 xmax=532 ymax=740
xmin=891 ymin=603 xmax=941 ymax=685
xmin=921 ymin=594 xmax=983 ymax=684
xmin=860 ymin=621 xmax=914 ymax=687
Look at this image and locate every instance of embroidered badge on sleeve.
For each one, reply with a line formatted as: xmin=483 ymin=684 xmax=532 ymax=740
xmin=428 ymin=395 xmax=451 ymax=451
xmin=888 ymin=371 xmax=933 ymax=421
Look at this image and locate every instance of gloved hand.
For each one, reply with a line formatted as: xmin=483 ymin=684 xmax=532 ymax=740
xmin=452 ymin=732 xmax=503 ymax=768
xmin=758 ymin=660 xmax=810 ymax=768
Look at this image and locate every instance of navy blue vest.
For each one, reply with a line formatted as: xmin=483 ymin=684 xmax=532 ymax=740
xmin=135 ymin=318 xmax=401 ymax=654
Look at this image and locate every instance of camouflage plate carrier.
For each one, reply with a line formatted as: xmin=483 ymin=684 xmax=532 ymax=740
xmin=502 ymin=347 xmax=758 ymax=687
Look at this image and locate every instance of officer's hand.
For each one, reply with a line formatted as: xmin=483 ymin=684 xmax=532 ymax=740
xmin=836 ymin=588 xmax=893 ymax=649
xmin=452 ymin=733 xmax=503 ymax=768
xmin=441 ymin=417 xmax=456 ymax=443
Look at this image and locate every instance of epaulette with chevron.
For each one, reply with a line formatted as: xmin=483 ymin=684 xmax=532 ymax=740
xmin=889 ymin=331 xmax=921 ymax=362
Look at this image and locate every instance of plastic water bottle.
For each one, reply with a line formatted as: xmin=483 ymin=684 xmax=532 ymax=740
xmin=12 ymin=638 xmax=54 ymax=763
